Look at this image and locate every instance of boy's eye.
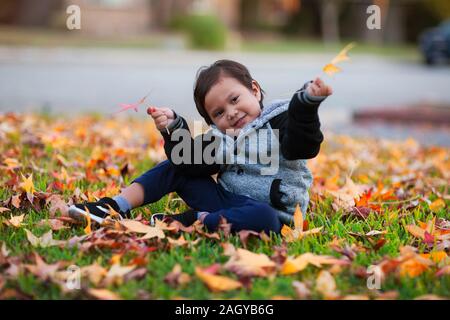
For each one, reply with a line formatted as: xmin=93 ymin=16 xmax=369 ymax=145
xmin=214 ymin=110 xmax=223 ymax=117
xmin=231 ymin=96 xmax=239 ymax=104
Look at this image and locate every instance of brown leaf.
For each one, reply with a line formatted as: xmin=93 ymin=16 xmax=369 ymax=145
xmin=292 ymin=280 xmax=311 ymax=300
xmin=164 ymin=264 xmax=191 ymax=288
xmin=25 ymin=253 xmax=61 ymax=281
xmin=37 ymin=219 xmax=68 ymax=231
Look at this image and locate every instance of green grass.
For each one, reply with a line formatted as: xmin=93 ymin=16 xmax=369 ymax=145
xmin=1 ymin=168 xmax=448 ymax=299
xmin=0 ymin=113 xmax=448 ymax=300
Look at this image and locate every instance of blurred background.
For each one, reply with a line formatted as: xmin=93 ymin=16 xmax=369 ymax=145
xmin=0 ymin=0 xmax=449 ymax=145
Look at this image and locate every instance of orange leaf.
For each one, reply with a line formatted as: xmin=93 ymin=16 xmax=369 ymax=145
xmin=195 ymin=267 xmax=242 ymax=292
xmin=293 ymin=204 xmax=303 ymax=230
xmin=429 ymin=199 xmax=446 ymax=213
xmin=323 ymin=63 xmax=341 ymax=76
xmin=330 ymin=42 xmax=356 ymax=65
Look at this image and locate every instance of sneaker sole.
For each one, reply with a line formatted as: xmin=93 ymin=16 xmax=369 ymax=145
xmin=68 ymin=205 xmax=105 ymax=224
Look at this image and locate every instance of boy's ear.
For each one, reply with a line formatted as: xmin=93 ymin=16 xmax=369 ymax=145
xmin=251 ymin=80 xmax=262 ymax=102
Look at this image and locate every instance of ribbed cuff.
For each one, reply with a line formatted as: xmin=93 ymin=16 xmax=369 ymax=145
xmin=159 ymin=111 xmax=183 ymax=135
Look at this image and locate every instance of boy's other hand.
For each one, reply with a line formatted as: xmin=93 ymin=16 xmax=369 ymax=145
xmin=147 ymin=106 xmax=175 ymax=131
xmin=307 ymin=77 xmax=333 ymax=97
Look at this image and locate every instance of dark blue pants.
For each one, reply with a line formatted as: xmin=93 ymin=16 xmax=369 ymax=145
xmin=132 ymin=160 xmax=281 ymax=234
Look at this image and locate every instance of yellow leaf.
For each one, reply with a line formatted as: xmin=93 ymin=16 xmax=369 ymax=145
xmin=195 ymin=267 xmax=242 ymax=292
xmin=429 ymin=199 xmax=445 ymax=213
xmin=420 ymin=251 xmax=448 ymax=263
xmin=110 ymin=254 xmax=122 ymax=265
xmin=281 ymin=256 xmax=310 ymax=275
xmin=330 ymin=42 xmax=356 ymax=65
xmin=280 ymin=253 xmax=347 ymax=275
xmin=323 ymin=63 xmax=341 ymax=76
xmin=20 ymin=173 xmax=35 ymax=194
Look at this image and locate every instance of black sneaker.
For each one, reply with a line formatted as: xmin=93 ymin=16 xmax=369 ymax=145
xmin=150 ymin=209 xmax=197 ymax=227
xmin=68 ymin=197 xmax=130 ymax=224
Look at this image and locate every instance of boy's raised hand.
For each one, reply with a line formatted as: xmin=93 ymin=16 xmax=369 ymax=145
xmin=147 ymin=106 xmax=175 ymax=131
xmin=307 ymin=77 xmax=333 ymax=97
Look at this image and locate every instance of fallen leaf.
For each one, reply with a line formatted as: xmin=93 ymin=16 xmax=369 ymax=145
xmin=316 ymin=270 xmax=340 ymax=299
xmin=292 ymin=280 xmax=311 ymax=299
xmin=281 ymin=253 xmax=349 ymax=275
xmin=429 ymin=199 xmax=446 ymax=213
xmin=195 ymin=267 xmax=242 ymax=292
xmin=24 ymin=229 xmax=66 ymax=248
xmin=120 ymin=219 xmax=165 ymax=240
xmin=7 ymin=214 xmax=25 ymax=228
xmin=164 ymin=264 xmax=191 ymax=288
xmin=88 ymin=288 xmax=121 ymax=300
xmin=0 ymin=207 xmax=11 ymax=214
xmin=103 ymin=263 xmax=136 ymax=286
xmin=25 ymin=253 xmax=61 ymax=281
xmin=281 ymin=204 xmax=323 ymax=242
xmin=81 ymin=263 xmax=107 ymax=286
xmin=20 ymin=173 xmax=35 ymax=194
xmin=224 ymin=248 xmax=276 ymax=277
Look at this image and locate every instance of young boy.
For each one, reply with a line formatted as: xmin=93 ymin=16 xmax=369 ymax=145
xmin=69 ymin=60 xmax=332 ymax=234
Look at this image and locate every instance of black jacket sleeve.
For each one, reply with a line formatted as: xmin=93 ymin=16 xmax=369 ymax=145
xmin=159 ymin=112 xmax=221 ymax=177
xmin=269 ymin=85 xmax=325 ymax=160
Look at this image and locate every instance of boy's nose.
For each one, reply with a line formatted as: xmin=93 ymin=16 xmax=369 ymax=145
xmin=227 ymin=109 xmax=238 ymax=120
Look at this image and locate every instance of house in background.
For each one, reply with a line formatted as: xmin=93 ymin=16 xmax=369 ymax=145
xmin=0 ymin=0 xmax=446 ymax=44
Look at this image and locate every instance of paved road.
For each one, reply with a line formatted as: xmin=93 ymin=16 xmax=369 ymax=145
xmin=1 ymin=46 xmax=449 ymax=145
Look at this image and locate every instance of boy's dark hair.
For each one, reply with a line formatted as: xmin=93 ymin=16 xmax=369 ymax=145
xmin=194 ymin=59 xmax=265 ymax=125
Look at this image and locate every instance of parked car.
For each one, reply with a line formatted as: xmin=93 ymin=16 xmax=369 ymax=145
xmin=419 ymin=20 xmax=450 ymax=65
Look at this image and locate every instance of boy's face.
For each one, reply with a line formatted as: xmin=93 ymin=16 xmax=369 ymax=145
xmin=204 ymin=76 xmax=262 ymax=136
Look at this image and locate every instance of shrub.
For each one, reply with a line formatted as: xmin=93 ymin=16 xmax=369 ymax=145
xmin=171 ymin=14 xmax=227 ymax=50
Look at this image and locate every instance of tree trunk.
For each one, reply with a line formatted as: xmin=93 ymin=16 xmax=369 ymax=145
xmin=320 ymin=0 xmax=340 ymax=44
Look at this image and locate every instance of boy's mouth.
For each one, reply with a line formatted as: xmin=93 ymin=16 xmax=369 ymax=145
xmin=233 ymin=115 xmax=247 ymax=128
